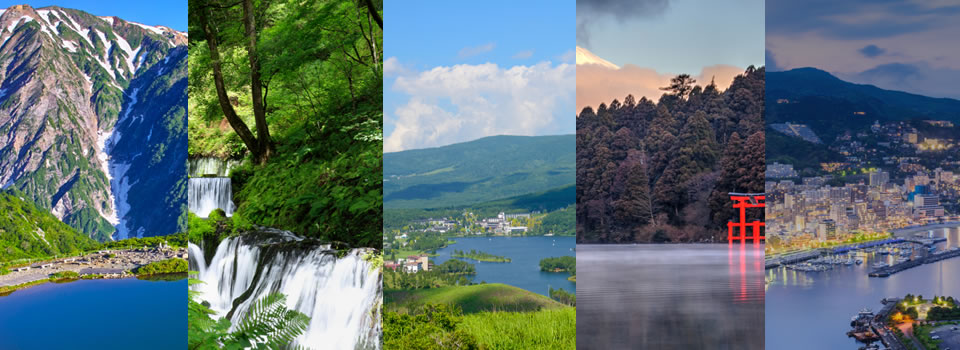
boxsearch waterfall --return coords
[189,230,382,350]
[188,177,235,218]
[189,157,240,177]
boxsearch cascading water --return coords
[189,158,240,177]
[188,157,237,218]
[188,177,235,218]
[189,229,382,350]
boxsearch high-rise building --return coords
[869,171,889,187]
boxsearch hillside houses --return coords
[479,212,530,234]
[385,254,430,273]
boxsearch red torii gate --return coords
[727,193,765,243]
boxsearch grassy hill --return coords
[462,307,575,350]
[0,190,98,262]
[384,135,574,209]
[385,283,565,314]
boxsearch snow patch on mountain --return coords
[96,128,119,225]
[109,87,141,239]
[130,22,163,35]
[61,39,77,52]
[113,33,140,74]
[7,15,33,33]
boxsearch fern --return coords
[225,293,311,350]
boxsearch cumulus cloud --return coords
[858,44,886,58]
[385,61,575,152]
[384,57,408,77]
[576,63,746,113]
[458,42,496,59]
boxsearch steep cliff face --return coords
[0,5,186,241]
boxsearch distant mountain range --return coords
[768,68,960,127]
[766,67,960,168]
[0,5,186,240]
[384,135,574,209]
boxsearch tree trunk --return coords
[199,5,260,160]
[362,0,382,29]
[243,0,273,164]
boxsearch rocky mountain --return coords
[0,5,186,241]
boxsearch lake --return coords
[0,277,187,350]
[432,236,576,296]
[767,226,960,349]
[577,244,765,350]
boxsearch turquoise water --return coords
[432,236,576,296]
[0,277,186,350]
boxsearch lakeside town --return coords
[0,244,187,291]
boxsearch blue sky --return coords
[0,0,187,31]
[767,0,960,99]
[384,0,575,152]
[577,0,764,74]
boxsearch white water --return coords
[188,177,234,218]
[189,157,240,177]
[189,234,382,349]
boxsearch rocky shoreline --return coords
[0,246,188,292]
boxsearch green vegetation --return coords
[451,249,510,263]
[914,323,942,350]
[383,300,575,350]
[384,184,575,232]
[384,135,574,209]
[102,232,188,250]
[385,283,564,314]
[383,303,480,350]
[188,0,382,248]
[534,204,575,236]
[189,277,310,349]
[187,210,241,248]
[136,258,188,275]
[50,271,80,280]
[540,256,576,275]
[548,287,575,306]
[0,189,99,262]
[460,307,576,350]
[384,260,475,290]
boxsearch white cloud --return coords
[384,56,408,77]
[512,50,534,59]
[458,42,496,58]
[385,61,575,152]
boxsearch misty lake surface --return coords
[577,244,764,350]
[767,226,960,349]
[0,277,186,350]
[432,236,576,296]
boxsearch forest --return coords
[576,67,765,243]
[187,0,382,248]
